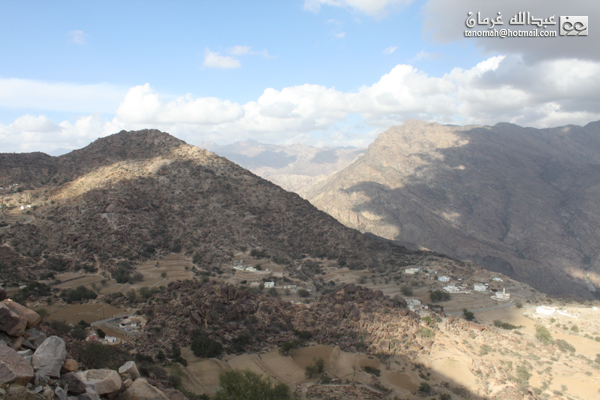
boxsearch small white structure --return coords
[492,288,510,301]
[404,267,421,275]
[492,277,503,282]
[536,306,556,316]
[407,299,427,312]
[264,281,275,288]
[105,336,118,343]
[234,265,258,272]
[437,276,451,282]
[473,283,486,292]
[443,285,460,293]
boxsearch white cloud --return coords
[334,32,346,39]
[227,45,273,58]
[383,46,397,54]
[304,0,414,17]
[203,48,241,69]
[68,30,88,45]
[0,78,126,113]
[2,55,600,152]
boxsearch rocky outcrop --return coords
[1,299,41,329]
[0,303,27,337]
[115,378,169,400]
[77,369,123,395]
[0,344,34,385]
[32,335,67,378]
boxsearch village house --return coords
[473,283,487,291]
[404,267,421,275]
[437,276,451,282]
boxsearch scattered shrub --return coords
[400,285,413,296]
[215,369,292,400]
[298,289,310,298]
[555,339,576,353]
[535,324,553,344]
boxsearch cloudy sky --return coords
[0,0,598,153]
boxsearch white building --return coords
[492,277,503,282]
[437,276,451,282]
[536,306,556,316]
[264,281,275,288]
[404,267,421,275]
[473,283,486,291]
[491,288,510,301]
[443,285,460,293]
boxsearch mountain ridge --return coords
[304,119,600,299]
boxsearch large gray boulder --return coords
[77,369,122,395]
[115,378,169,400]
[0,303,27,337]
[118,361,140,381]
[32,336,67,378]
[0,344,35,385]
[1,299,41,328]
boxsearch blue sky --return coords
[1,0,598,153]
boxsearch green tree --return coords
[400,285,413,296]
[429,290,450,302]
[463,308,475,321]
[191,331,222,358]
[214,369,294,400]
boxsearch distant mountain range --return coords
[202,140,364,193]
[302,120,600,299]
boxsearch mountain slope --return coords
[304,120,600,299]
[0,129,432,283]
[204,140,365,193]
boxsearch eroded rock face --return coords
[32,336,67,378]
[1,299,41,329]
[115,378,169,400]
[0,303,27,337]
[23,328,47,347]
[77,369,122,395]
[0,344,34,385]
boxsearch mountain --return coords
[304,120,600,299]
[0,129,436,284]
[204,140,365,193]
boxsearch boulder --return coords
[0,288,7,301]
[32,336,67,378]
[3,383,45,400]
[2,299,41,328]
[60,372,87,395]
[0,344,35,385]
[62,358,79,373]
[163,388,187,400]
[77,369,122,395]
[115,378,169,400]
[55,386,68,400]
[118,361,140,380]
[0,303,27,337]
[23,328,47,347]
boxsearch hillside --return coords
[0,129,433,285]
[204,140,365,193]
[304,120,600,299]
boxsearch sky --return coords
[0,0,598,153]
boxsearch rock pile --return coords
[133,280,429,359]
[0,297,186,400]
